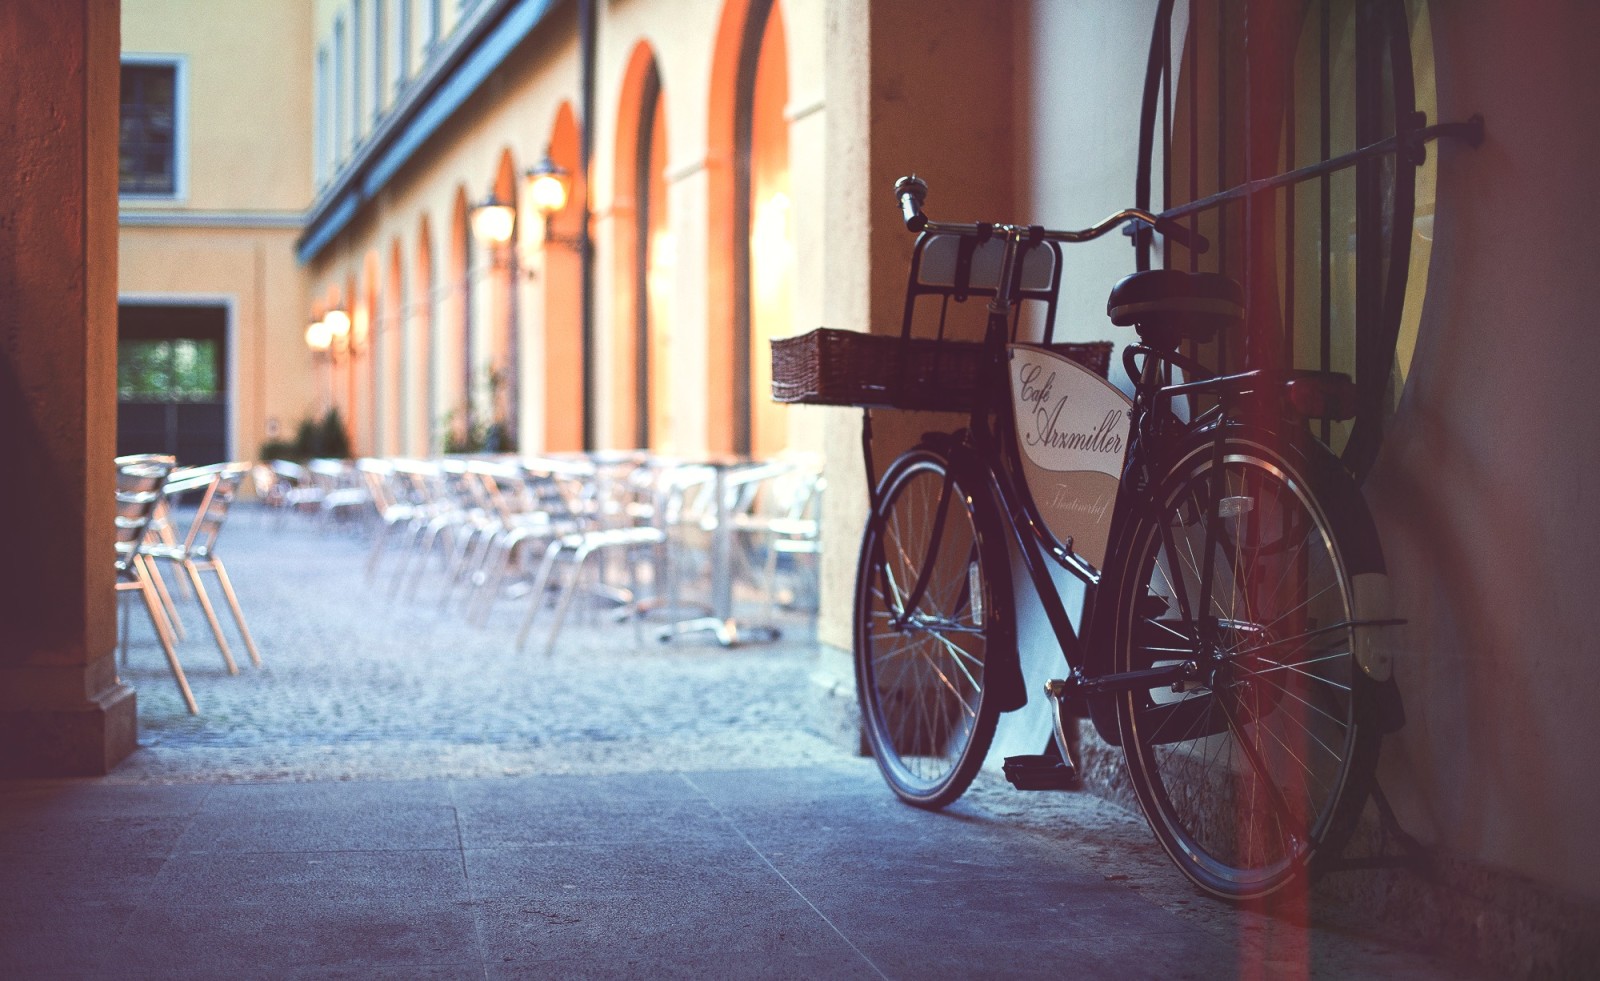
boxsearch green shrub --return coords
[258,407,353,461]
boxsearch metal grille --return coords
[1137,0,1422,478]
[119,63,177,196]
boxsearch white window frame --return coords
[118,54,190,203]
[333,16,348,162]
[116,293,241,463]
[422,0,441,55]
[352,1,364,139]
[314,45,330,185]
[392,0,411,98]
[370,0,385,122]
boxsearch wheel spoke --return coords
[1244,648,1354,692]
[1213,688,1309,855]
[1241,666,1351,748]
[913,647,978,721]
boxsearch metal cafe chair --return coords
[433,459,508,612]
[307,457,370,528]
[358,458,432,583]
[381,459,452,597]
[464,458,586,626]
[114,455,199,715]
[253,460,308,527]
[654,461,719,607]
[117,453,193,642]
[398,458,486,602]
[262,459,324,523]
[514,456,667,656]
[733,457,825,623]
[142,462,264,673]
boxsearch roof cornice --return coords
[296,0,566,264]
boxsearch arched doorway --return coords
[540,103,586,453]
[613,44,671,451]
[709,0,793,456]
[744,3,791,458]
[383,240,405,456]
[358,254,379,456]
[446,187,472,447]
[340,272,359,451]
[484,149,521,451]
[413,217,435,454]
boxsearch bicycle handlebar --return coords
[893,175,1210,254]
[895,175,930,233]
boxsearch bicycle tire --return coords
[1107,427,1383,901]
[854,447,1009,809]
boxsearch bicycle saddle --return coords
[1106,270,1244,347]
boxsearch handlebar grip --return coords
[1153,215,1210,254]
[895,175,929,232]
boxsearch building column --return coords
[0,0,137,776]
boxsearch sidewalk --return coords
[0,509,1482,978]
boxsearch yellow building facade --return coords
[118,1,315,463]
[296,0,830,463]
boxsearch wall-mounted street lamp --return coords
[460,152,579,451]
[467,188,528,451]
[469,193,516,248]
[304,307,354,413]
[468,153,575,259]
[521,147,589,447]
[304,308,354,355]
[524,152,576,248]
[304,317,333,353]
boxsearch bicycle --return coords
[775,175,1407,902]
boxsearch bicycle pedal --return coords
[1002,754,1083,792]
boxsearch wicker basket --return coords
[771,328,1112,412]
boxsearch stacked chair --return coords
[113,455,194,713]
[512,456,667,656]
[115,455,264,715]
[142,463,265,675]
[348,450,824,656]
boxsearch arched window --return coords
[384,240,405,456]
[637,65,670,451]
[447,188,473,446]
[613,47,668,450]
[743,1,791,459]
[487,149,520,450]
[360,253,380,455]
[414,217,436,454]
[710,0,793,457]
[1138,0,1440,478]
[541,103,585,453]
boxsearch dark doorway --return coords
[117,303,229,465]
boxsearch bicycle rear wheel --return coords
[1109,429,1382,901]
[854,448,1008,809]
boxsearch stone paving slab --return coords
[0,507,1490,978]
[0,767,1233,979]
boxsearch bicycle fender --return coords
[1284,436,1405,727]
[1287,434,1399,686]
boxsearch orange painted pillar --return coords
[0,0,138,775]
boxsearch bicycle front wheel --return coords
[1109,430,1381,901]
[854,448,1008,809]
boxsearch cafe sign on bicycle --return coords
[1008,344,1132,568]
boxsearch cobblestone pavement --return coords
[112,505,840,784]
